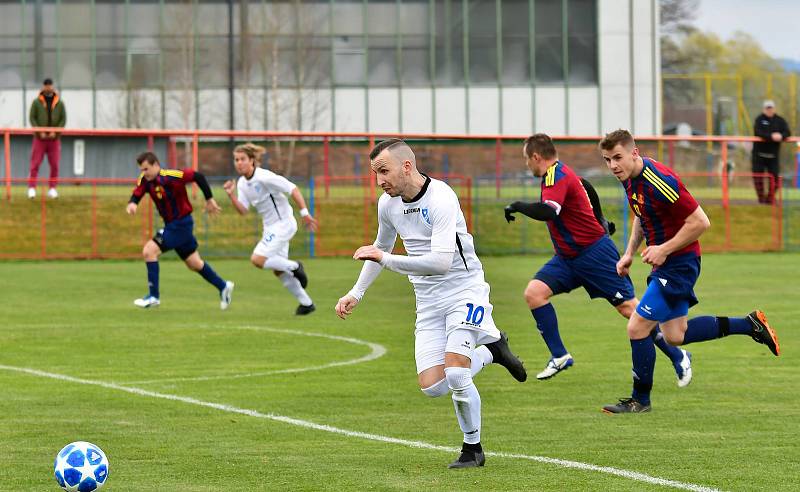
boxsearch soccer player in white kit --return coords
[335,139,527,469]
[223,143,318,315]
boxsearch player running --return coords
[223,143,318,315]
[335,139,527,469]
[599,129,780,414]
[504,134,691,384]
[126,151,234,309]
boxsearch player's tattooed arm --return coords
[504,201,557,223]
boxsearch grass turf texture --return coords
[1,254,798,491]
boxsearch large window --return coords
[567,0,597,84]
[467,0,497,85]
[434,0,464,85]
[501,0,530,84]
[535,0,564,84]
[0,0,598,91]
[535,0,598,85]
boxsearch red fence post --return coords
[720,141,731,251]
[4,132,10,201]
[323,136,330,198]
[147,134,154,151]
[40,184,47,258]
[668,140,675,168]
[466,176,473,232]
[168,137,178,169]
[192,133,199,198]
[368,136,377,201]
[91,180,99,258]
[776,177,783,250]
[495,138,502,198]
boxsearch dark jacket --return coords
[752,113,790,160]
[29,91,67,139]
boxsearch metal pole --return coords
[91,0,97,127]
[193,0,199,129]
[192,133,199,198]
[4,132,10,201]
[529,0,536,132]
[56,0,61,83]
[496,0,503,134]
[323,136,330,197]
[227,0,234,132]
[125,0,131,128]
[396,0,403,132]
[429,0,436,133]
[462,0,469,134]
[628,0,634,134]
[721,140,730,250]
[362,0,369,132]
[160,0,166,128]
[308,175,315,258]
[563,0,569,134]
[495,137,501,198]
[22,0,28,125]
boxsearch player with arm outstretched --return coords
[598,129,780,414]
[126,151,233,309]
[504,134,691,384]
[223,143,318,315]
[335,139,527,469]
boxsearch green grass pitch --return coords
[1,254,798,491]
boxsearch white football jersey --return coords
[375,176,484,303]
[236,168,296,226]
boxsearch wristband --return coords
[299,208,310,217]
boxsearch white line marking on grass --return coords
[0,364,720,492]
[125,327,387,385]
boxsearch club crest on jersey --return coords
[421,208,431,225]
[154,185,163,200]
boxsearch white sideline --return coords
[125,327,387,384]
[0,364,720,492]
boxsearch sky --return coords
[693,0,800,61]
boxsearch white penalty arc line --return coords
[0,365,720,492]
[125,327,387,385]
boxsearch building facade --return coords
[0,0,660,135]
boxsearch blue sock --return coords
[146,261,159,299]
[683,316,753,344]
[198,262,227,292]
[531,303,568,358]
[651,326,683,364]
[630,336,655,406]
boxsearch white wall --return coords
[0,0,660,137]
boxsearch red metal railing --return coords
[5,127,800,202]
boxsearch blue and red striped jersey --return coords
[131,168,197,223]
[623,158,700,258]
[540,161,606,258]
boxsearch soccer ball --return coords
[53,441,109,492]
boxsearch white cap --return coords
[763,99,775,108]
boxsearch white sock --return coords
[470,345,493,377]
[278,272,312,306]
[445,366,481,445]
[263,256,299,272]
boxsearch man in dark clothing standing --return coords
[28,78,66,200]
[752,99,790,205]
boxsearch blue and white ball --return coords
[53,441,109,492]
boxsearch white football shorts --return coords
[413,281,501,373]
[253,218,298,258]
